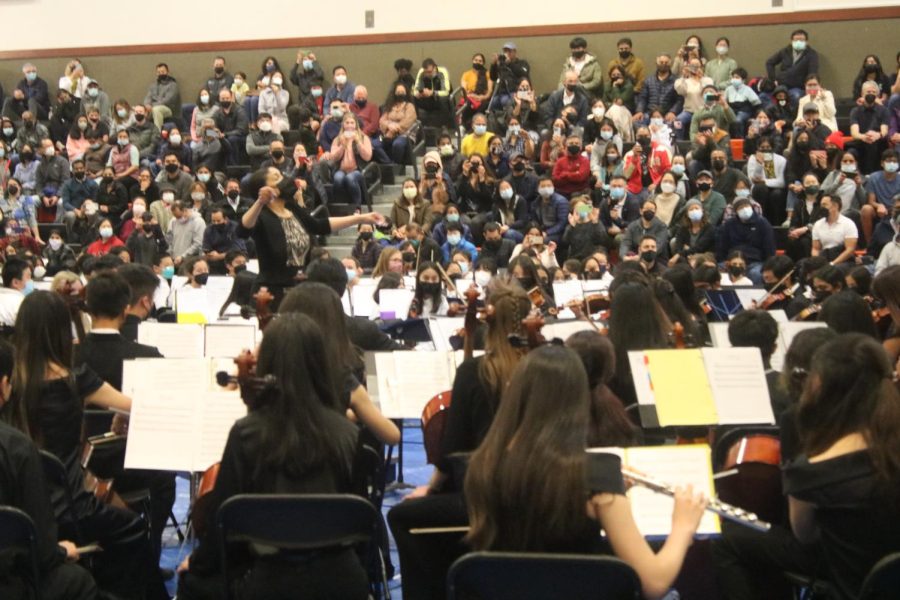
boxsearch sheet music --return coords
[350,282,378,319]
[193,391,246,471]
[428,317,465,352]
[245,259,259,274]
[137,323,205,358]
[702,347,775,425]
[552,280,584,307]
[121,358,212,396]
[621,445,720,538]
[375,351,455,418]
[642,350,718,426]
[708,323,731,349]
[125,389,196,472]
[543,320,598,342]
[627,351,656,407]
[204,323,257,358]
[379,289,414,320]
[734,288,766,310]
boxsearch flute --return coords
[623,468,771,533]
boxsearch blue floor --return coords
[160,420,430,598]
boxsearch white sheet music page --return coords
[138,322,205,358]
[623,445,720,537]
[379,288,414,320]
[350,281,378,319]
[386,351,455,418]
[702,347,775,425]
[204,324,257,358]
[428,317,465,352]
[543,320,598,342]
[125,388,196,472]
[626,351,656,407]
[193,391,247,471]
[373,353,399,417]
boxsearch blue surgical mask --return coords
[792,40,807,52]
[735,188,751,198]
[162,265,175,279]
[609,187,626,200]
[885,162,899,174]
[345,269,357,282]
[25,72,37,82]
[473,125,487,135]
[671,164,685,176]
[457,261,469,274]
[446,213,460,223]
[447,234,461,246]
[23,280,34,295]
[600,130,613,141]
[303,59,314,71]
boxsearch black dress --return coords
[178,409,365,600]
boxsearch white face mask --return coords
[191,192,205,201]
[49,238,62,251]
[170,134,182,144]
[132,204,146,217]
[402,187,417,200]
[474,270,491,287]
[334,74,347,85]
[162,193,175,203]
[258,121,272,132]
[592,107,605,119]
[271,78,283,87]
[660,182,676,194]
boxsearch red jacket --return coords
[86,235,125,256]
[551,153,591,196]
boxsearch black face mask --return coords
[395,94,408,102]
[636,136,651,148]
[20,151,33,161]
[567,144,581,155]
[728,265,744,278]
[277,177,295,198]
[712,160,726,171]
[640,250,657,263]
[517,276,535,290]
[355,99,367,108]
[271,150,284,160]
[102,176,113,185]
[472,63,485,71]
[233,263,247,274]
[425,163,439,174]
[164,163,179,174]
[795,141,809,151]
[73,171,85,180]
[585,271,604,280]
[813,290,830,303]
[194,273,209,286]
[484,239,502,251]
[220,101,232,109]
[214,66,225,75]
[7,185,18,196]
[512,162,526,173]
[403,251,417,263]
[864,93,877,105]
[618,50,631,59]
[565,84,578,93]
[227,190,240,201]
[572,50,586,59]
[359,231,373,241]
[697,181,712,192]
[804,185,819,196]
[157,75,168,83]
[826,148,838,162]
[642,210,655,221]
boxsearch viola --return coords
[715,434,784,525]
[239,287,275,331]
[791,302,821,322]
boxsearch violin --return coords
[791,302,821,322]
[239,287,275,330]
[521,310,548,349]
[752,269,796,311]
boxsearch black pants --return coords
[0,562,97,600]
[114,469,177,560]
[64,500,168,600]
[387,493,469,600]
[712,522,825,600]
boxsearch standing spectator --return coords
[765,29,819,102]
[258,71,290,134]
[559,37,603,99]
[290,50,325,106]
[607,37,645,92]
[214,89,248,166]
[127,213,168,266]
[551,136,590,197]
[489,42,530,110]
[323,66,355,116]
[351,223,382,271]
[633,53,682,127]
[205,56,234,98]
[705,37,739,90]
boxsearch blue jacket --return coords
[441,239,478,265]
[715,212,775,264]
[532,193,569,240]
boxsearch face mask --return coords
[885,162,900,174]
[21,151,34,161]
[198,173,212,183]
[688,209,703,222]
[270,77,284,86]
[354,98,368,108]
[778,99,787,107]
[446,213,460,223]
[132,205,146,217]
[302,59,315,71]
[359,231,373,241]
[474,125,487,135]
[508,125,520,136]
[804,185,819,195]
[166,132,182,145]
[89,142,101,150]
[77,120,88,131]
[717,45,729,55]
[87,87,99,98]
[2,127,12,136]
[456,261,469,275]
[345,269,358,283]
[194,273,209,286]
[403,187,418,200]
[162,265,175,279]
[512,162,525,173]
[84,204,97,216]
[49,238,62,251]
[864,93,877,105]
[332,108,345,119]
[44,146,55,157]
[418,281,442,296]
[600,130,613,141]
[567,144,581,155]
[116,108,128,119]
[609,187,625,200]
[259,121,273,132]
[792,40,807,52]
[191,192,205,201]
[737,207,753,221]
[271,150,284,160]
[311,88,323,98]
[491,145,503,155]
[640,250,657,263]
[538,186,554,198]
[472,63,485,71]
[475,271,491,287]
[164,163,180,175]
[484,239,502,250]
[712,159,726,171]
[841,163,857,174]
[618,50,631,59]
[728,265,744,278]
[265,63,276,73]
[642,210,655,221]
[200,94,210,104]
[500,187,514,200]
[697,181,712,192]
[636,136,651,148]
[440,144,454,156]
[731,78,742,88]
[517,276,535,289]
[447,234,461,245]
[671,164,685,176]
[650,117,663,127]
[735,188,751,199]
[214,66,225,75]
[23,280,34,295]
[660,182,676,194]
[99,227,113,239]
[334,75,348,85]
[565,84,578,93]
[73,171,85,181]
[577,206,591,219]
[118,138,129,146]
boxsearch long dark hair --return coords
[5,292,74,445]
[280,282,364,400]
[465,345,592,551]
[472,53,488,95]
[798,334,900,502]
[477,282,531,404]
[819,291,878,338]
[781,328,837,401]
[413,261,444,315]
[252,313,345,479]
[566,331,637,447]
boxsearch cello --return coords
[421,285,480,464]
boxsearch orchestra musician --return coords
[177,314,368,599]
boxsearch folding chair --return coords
[859,552,900,600]
[0,506,42,599]
[217,494,379,600]
[447,551,642,600]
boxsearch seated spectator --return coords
[42,228,77,276]
[258,72,290,134]
[118,195,147,241]
[786,172,826,261]
[12,141,39,194]
[245,113,283,170]
[413,58,451,126]
[544,71,591,130]
[458,53,493,128]
[35,138,71,192]
[510,223,560,269]
[620,199,669,260]
[440,221,478,266]
[532,176,569,244]
[230,71,250,105]
[822,148,867,219]
[651,171,684,227]
[623,126,671,199]
[626,234,666,276]
[480,222,515,268]
[205,56,234,98]
[850,81,891,175]
[538,117,568,173]
[154,127,191,174]
[380,82,417,165]
[60,158,97,226]
[81,83,111,127]
[86,218,125,256]
[852,54,893,103]
[14,111,49,155]
[460,113,494,158]
[107,129,140,194]
[323,66,355,116]
[811,194,858,267]
[563,195,610,260]
[191,118,223,173]
[710,148,750,202]
[96,165,129,227]
[323,113,372,207]
[722,179,764,222]
[715,197,775,283]
[860,150,900,244]
[560,37,603,99]
[747,136,788,225]
[721,250,754,285]
[795,74,838,132]
[590,122,625,190]
[634,52,682,127]
[391,178,432,231]
[603,64,635,113]
[348,85,389,163]
[668,199,715,266]
[492,179,528,242]
[723,68,761,137]
[689,84,735,139]
[689,115,731,177]
[765,29,819,102]
[431,204,472,247]
[261,139,292,174]
[351,223,382,271]
[144,63,181,129]
[455,154,494,217]
[793,103,832,153]
[551,135,590,197]
[65,114,91,161]
[484,137,509,180]
[203,206,245,274]
[190,88,220,143]
[2,63,50,121]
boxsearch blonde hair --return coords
[372,247,401,278]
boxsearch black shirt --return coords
[74,331,163,391]
[783,450,900,600]
[438,357,496,476]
